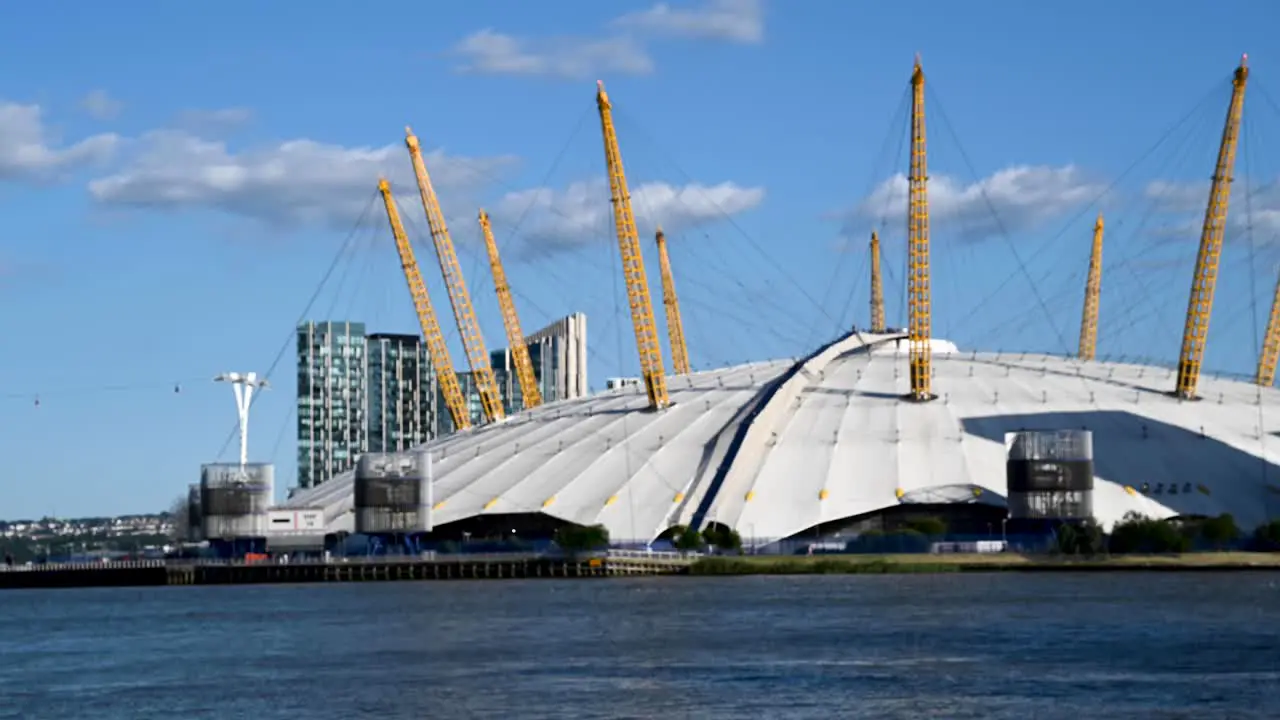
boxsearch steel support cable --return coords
[3,376,216,402]
[1100,251,1258,359]
[927,88,1079,362]
[496,277,626,388]
[1098,162,1280,355]
[672,231,811,352]
[458,107,593,308]
[213,190,379,461]
[1240,117,1271,496]
[1122,103,1228,357]
[654,233,732,369]
[415,106,601,334]
[933,194,1005,343]
[614,135,805,356]
[827,88,912,342]
[675,229,816,344]
[835,250,869,337]
[953,80,1232,334]
[610,107,837,332]
[329,222,382,324]
[969,84,1216,357]
[603,212,641,543]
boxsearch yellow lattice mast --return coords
[596,81,670,410]
[1256,267,1280,386]
[654,227,692,375]
[1078,214,1105,361]
[377,179,471,432]
[1175,55,1249,399]
[869,230,886,333]
[404,127,505,423]
[906,55,933,401]
[477,209,543,408]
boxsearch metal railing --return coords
[606,548,697,561]
[1,548,706,573]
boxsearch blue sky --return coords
[2,0,1279,518]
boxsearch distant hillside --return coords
[1,513,175,563]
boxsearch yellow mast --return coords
[478,209,543,408]
[655,227,692,375]
[869,230,886,333]
[1256,267,1280,386]
[377,179,471,432]
[403,127,505,423]
[1175,55,1249,399]
[1078,214,1105,361]
[906,55,933,401]
[596,81,670,410]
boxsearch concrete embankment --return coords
[0,552,691,590]
[687,552,1280,575]
[6,552,1278,589]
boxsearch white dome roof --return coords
[284,332,1280,541]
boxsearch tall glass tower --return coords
[296,321,367,489]
[367,333,438,453]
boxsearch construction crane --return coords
[377,178,471,432]
[654,226,692,375]
[1077,214,1105,361]
[596,81,670,410]
[869,230,886,333]
[404,127,505,423]
[1175,55,1248,400]
[477,209,543,408]
[1256,268,1280,386]
[906,55,934,401]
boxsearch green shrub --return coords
[700,526,743,552]
[904,516,948,537]
[1108,513,1191,554]
[553,523,610,555]
[1054,519,1106,557]
[1252,520,1280,551]
[1197,514,1239,549]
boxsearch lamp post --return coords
[214,372,269,468]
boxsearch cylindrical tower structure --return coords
[199,462,275,539]
[354,451,433,536]
[1004,429,1094,520]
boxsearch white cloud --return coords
[490,178,764,255]
[1145,179,1280,239]
[613,0,764,43]
[845,165,1104,243]
[81,90,123,120]
[451,0,763,79]
[0,101,119,181]
[88,130,519,229]
[453,30,653,80]
[174,107,254,134]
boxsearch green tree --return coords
[1108,513,1190,554]
[671,525,705,552]
[904,516,947,537]
[1198,513,1238,550]
[1054,519,1105,557]
[700,526,743,553]
[553,523,610,556]
[1252,520,1280,551]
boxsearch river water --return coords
[1,573,1278,719]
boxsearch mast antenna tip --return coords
[597,80,605,91]
[914,52,922,65]
[1242,53,1248,65]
